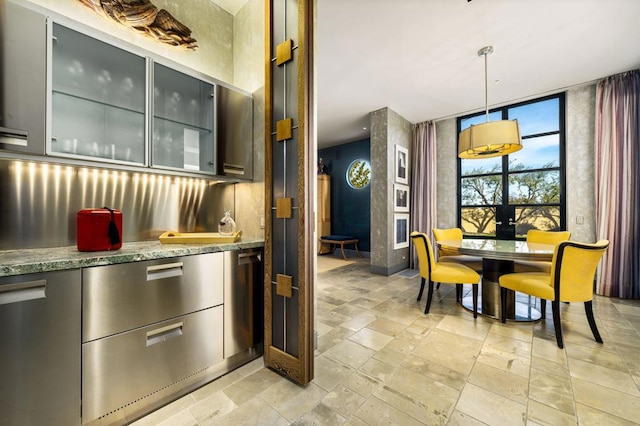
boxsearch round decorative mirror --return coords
[346,159,371,189]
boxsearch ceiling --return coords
[316,0,640,148]
[212,0,248,15]
[217,0,640,149]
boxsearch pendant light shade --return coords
[458,46,522,159]
[458,120,521,158]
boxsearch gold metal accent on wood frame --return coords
[275,197,293,218]
[276,274,293,298]
[276,39,293,66]
[276,117,293,141]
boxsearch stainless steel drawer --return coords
[83,253,223,342]
[0,270,81,426]
[82,305,223,423]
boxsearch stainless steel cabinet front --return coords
[82,252,223,342]
[0,1,47,155]
[224,249,264,358]
[0,269,81,426]
[82,305,224,424]
[216,85,253,180]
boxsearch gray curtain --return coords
[595,69,640,298]
[410,121,437,268]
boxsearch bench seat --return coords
[318,235,361,260]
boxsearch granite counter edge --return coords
[0,240,265,277]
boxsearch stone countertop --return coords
[0,239,265,277]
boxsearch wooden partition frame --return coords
[263,0,315,385]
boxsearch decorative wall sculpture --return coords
[77,0,197,50]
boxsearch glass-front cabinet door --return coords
[152,62,215,173]
[50,23,146,164]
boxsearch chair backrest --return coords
[527,229,571,245]
[433,228,463,257]
[410,231,436,278]
[433,227,463,241]
[550,239,609,302]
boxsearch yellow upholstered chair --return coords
[433,228,483,272]
[514,230,571,273]
[514,230,572,313]
[499,240,609,348]
[411,231,481,317]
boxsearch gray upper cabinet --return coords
[0,2,253,180]
[50,23,147,165]
[152,62,215,174]
[0,1,47,154]
[217,85,253,180]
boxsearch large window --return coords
[457,94,565,239]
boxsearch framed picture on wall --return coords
[394,184,409,212]
[395,145,408,184]
[393,213,410,249]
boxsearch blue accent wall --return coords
[318,139,371,251]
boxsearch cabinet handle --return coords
[0,279,46,305]
[0,127,28,147]
[238,251,261,265]
[146,262,184,281]
[495,221,503,225]
[146,321,183,346]
[223,163,245,175]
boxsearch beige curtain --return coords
[410,121,437,268]
[595,69,640,298]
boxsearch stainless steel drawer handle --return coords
[146,262,184,281]
[146,321,184,347]
[238,251,261,265]
[223,163,245,175]
[0,279,46,305]
[0,127,28,147]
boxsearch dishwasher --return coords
[224,248,264,359]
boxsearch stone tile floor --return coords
[134,256,640,425]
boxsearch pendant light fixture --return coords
[458,46,522,159]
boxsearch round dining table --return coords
[436,238,556,321]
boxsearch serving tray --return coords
[159,230,242,244]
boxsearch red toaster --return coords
[77,207,123,252]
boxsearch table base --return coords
[461,293,542,322]
[460,258,541,322]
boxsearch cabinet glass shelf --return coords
[152,117,213,172]
[51,91,145,164]
[152,114,213,133]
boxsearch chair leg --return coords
[417,277,426,301]
[424,280,435,314]
[500,287,507,323]
[436,282,441,290]
[552,300,563,349]
[585,301,603,344]
[540,299,546,319]
[472,284,478,318]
